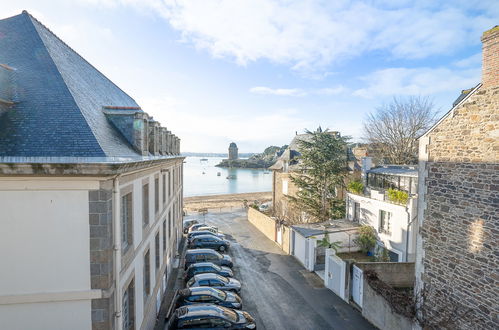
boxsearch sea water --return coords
[183,156,272,197]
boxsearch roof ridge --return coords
[25,11,140,107]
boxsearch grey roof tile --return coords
[0,12,145,158]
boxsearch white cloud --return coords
[250,85,346,97]
[249,86,306,97]
[154,1,495,72]
[453,53,482,68]
[353,66,480,98]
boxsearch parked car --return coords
[166,304,256,329]
[185,249,233,270]
[258,202,271,212]
[185,262,234,282]
[188,230,225,242]
[195,226,222,234]
[176,287,242,309]
[183,219,199,233]
[189,235,230,252]
[187,273,241,293]
[189,223,218,233]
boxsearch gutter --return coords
[112,174,123,330]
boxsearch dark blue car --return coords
[188,235,230,252]
[176,287,242,309]
[185,262,234,282]
[166,304,256,329]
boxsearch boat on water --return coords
[217,172,221,176]
[226,175,236,180]
[200,158,208,161]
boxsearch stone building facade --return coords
[415,26,499,329]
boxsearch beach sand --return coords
[184,191,272,213]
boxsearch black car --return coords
[185,262,234,281]
[189,235,230,252]
[188,230,225,243]
[185,249,233,270]
[166,304,256,329]
[186,273,241,293]
[176,287,242,309]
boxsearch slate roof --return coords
[0,11,147,158]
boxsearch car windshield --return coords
[216,275,229,283]
[212,264,221,272]
[187,278,195,286]
[214,289,227,300]
[221,308,238,322]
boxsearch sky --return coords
[2,0,498,153]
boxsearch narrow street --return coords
[184,210,375,330]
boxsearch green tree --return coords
[287,128,350,222]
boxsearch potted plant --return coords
[354,225,376,255]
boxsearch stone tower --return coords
[228,142,238,160]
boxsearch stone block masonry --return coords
[418,83,499,329]
[88,181,114,330]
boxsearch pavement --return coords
[184,209,375,330]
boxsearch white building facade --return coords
[346,162,418,262]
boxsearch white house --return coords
[0,12,183,330]
[346,159,418,262]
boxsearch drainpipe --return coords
[112,174,123,330]
[405,204,417,262]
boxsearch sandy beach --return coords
[184,191,272,213]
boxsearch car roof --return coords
[194,273,225,280]
[185,287,223,296]
[188,262,219,268]
[176,304,231,320]
[192,234,221,240]
[186,248,220,254]
[189,231,217,235]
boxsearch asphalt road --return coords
[185,210,375,330]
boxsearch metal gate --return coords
[352,265,363,307]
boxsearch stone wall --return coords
[356,262,415,288]
[247,207,276,242]
[247,208,291,254]
[419,85,499,329]
[362,279,414,330]
[88,180,114,330]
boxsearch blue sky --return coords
[2,1,498,152]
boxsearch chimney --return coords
[148,120,160,155]
[481,26,499,88]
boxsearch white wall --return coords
[0,300,92,330]
[0,179,97,329]
[293,230,307,267]
[346,193,417,262]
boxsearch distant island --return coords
[216,145,287,169]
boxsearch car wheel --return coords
[219,245,226,252]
